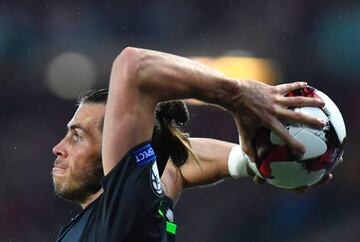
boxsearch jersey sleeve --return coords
[95,141,166,242]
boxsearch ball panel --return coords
[295,107,329,138]
[294,129,327,160]
[270,124,303,145]
[316,90,346,142]
[270,132,285,145]
[303,148,336,172]
[267,161,325,189]
[258,145,292,178]
[302,125,345,174]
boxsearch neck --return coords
[80,188,103,209]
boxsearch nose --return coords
[52,138,67,158]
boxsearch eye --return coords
[72,132,81,141]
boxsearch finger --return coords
[310,173,333,188]
[246,163,256,177]
[275,107,326,129]
[253,176,266,185]
[241,136,256,162]
[277,96,325,108]
[276,82,308,95]
[268,118,306,154]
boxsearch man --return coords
[52,47,327,241]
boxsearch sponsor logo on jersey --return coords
[150,162,163,197]
[132,144,157,166]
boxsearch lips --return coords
[53,164,67,169]
[52,161,68,175]
[52,167,67,176]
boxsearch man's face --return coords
[52,103,105,203]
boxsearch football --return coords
[247,86,346,189]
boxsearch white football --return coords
[248,87,346,189]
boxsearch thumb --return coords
[240,136,256,162]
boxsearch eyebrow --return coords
[67,124,89,135]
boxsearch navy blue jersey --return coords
[56,141,168,242]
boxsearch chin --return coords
[53,174,70,195]
[53,179,90,204]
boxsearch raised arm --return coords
[103,47,325,175]
[103,47,233,174]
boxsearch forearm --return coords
[180,138,236,188]
[116,47,240,109]
[161,138,236,202]
[103,47,242,173]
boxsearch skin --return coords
[52,103,105,208]
[161,138,236,201]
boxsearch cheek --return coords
[69,156,101,181]
[67,141,102,179]
[69,161,89,181]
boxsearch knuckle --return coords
[273,87,280,95]
[293,111,303,120]
[273,95,282,103]
[296,97,305,105]
[267,104,277,115]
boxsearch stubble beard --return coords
[52,158,104,204]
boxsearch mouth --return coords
[52,166,67,176]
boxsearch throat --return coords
[80,189,103,209]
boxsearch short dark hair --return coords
[77,88,108,106]
[77,89,194,175]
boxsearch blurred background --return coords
[1,0,359,241]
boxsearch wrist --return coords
[227,145,251,178]
[203,78,242,112]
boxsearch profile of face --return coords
[52,103,105,203]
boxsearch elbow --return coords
[114,47,141,65]
[111,47,148,88]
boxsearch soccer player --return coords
[52,47,327,242]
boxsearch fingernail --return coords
[317,98,325,106]
[319,119,327,126]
